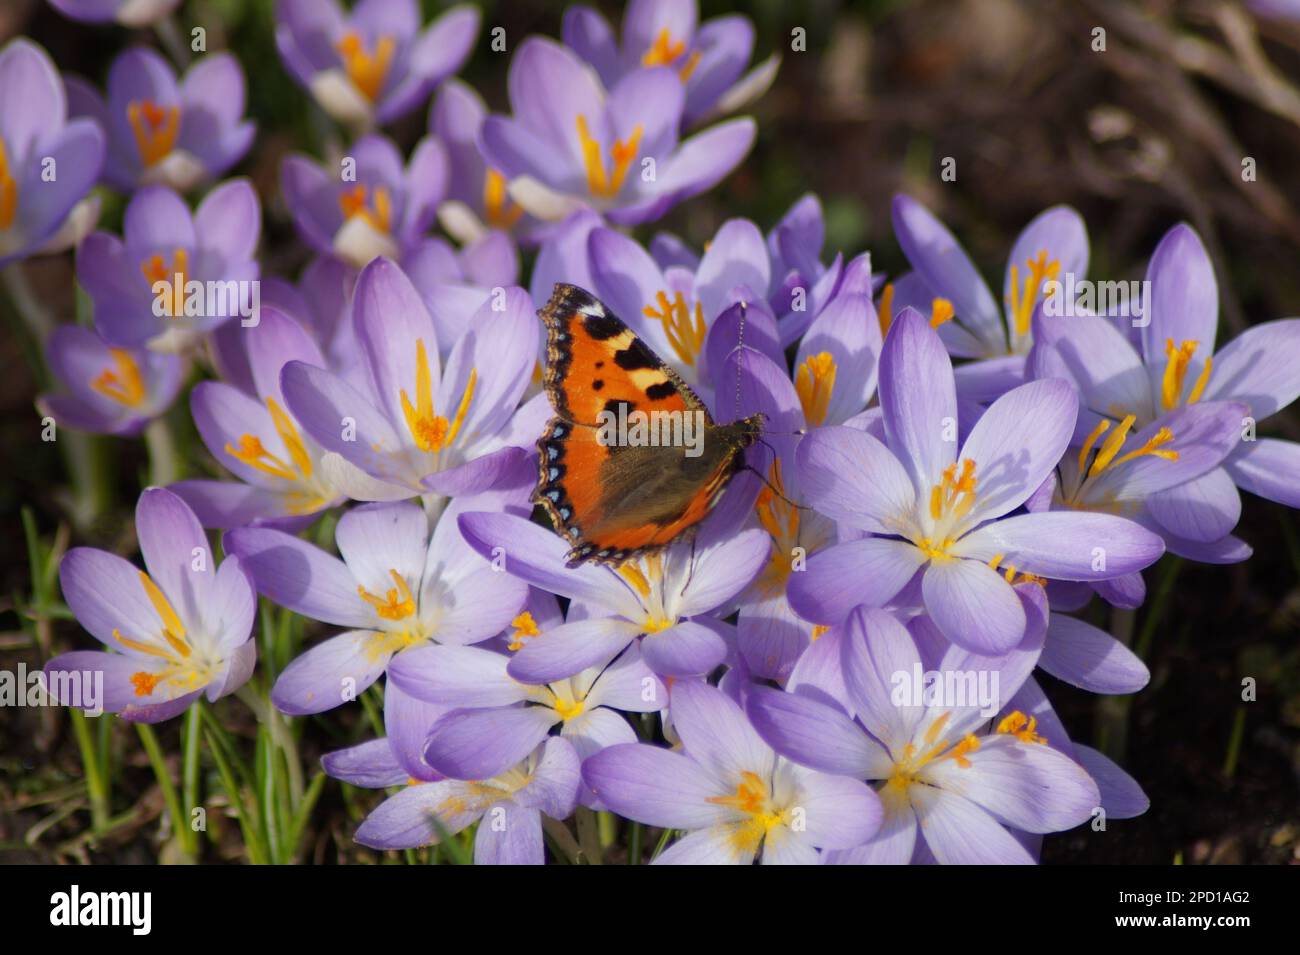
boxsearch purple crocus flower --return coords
[46,0,179,27]
[352,737,580,862]
[480,37,755,226]
[457,508,770,681]
[725,348,839,682]
[889,193,1089,403]
[275,0,479,130]
[67,48,255,193]
[0,39,105,267]
[280,257,540,501]
[171,305,346,528]
[584,679,880,864]
[46,488,257,723]
[1031,223,1300,548]
[226,496,529,724]
[562,0,779,127]
[746,605,1100,864]
[587,218,784,394]
[77,180,261,350]
[429,78,536,245]
[390,594,667,780]
[787,309,1165,655]
[38,325,183,436]
[281,133,446,270]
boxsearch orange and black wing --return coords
[534,284,740,566]
[538,283,706,424]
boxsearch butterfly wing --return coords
[535,284,742,566]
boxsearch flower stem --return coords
[144,416,178,488]
[136,720,198,862]
[69,710,111,832]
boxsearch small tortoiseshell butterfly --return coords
[535,283,764,568]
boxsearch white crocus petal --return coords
[310,69,374,127]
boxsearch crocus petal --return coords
[1224,438,1300,508]
[795,425,915,533]
[387,644,523,707]
[640,618,730,677]
[745,686,887,778]
[840,607,925,748]
[908,785,1035,864]
[1143,223,1218,361]
[825,791,917,864]
[321,739,408,789]
[786,538,926,625]
[795,768,883,850]
[473,803,544,865]
[954,510,1165,580]
[891,194,1001,352]
[270,630,392,715]
[424,705,557,779]
[1040,614,1149,694]
[956,378,1077,525]
[654,827,746,865]
[877,308,958,492]
[924,733,1100,834]
[922,557,1026,655]
[59,547,165,650]
[224,526,373,628]
[676,527,770,616]
[1074,743,1149,819]
[354,781,474,850]
[1147,466,1242,543]
[582,743,732,830]
[134,487,215,628]
[507,616,640,685]
[667,679,774,783]
[384,677,447,781]
[1202,318,1300,421]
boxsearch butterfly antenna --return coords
[741,463,812,511]
[733,303,747,424]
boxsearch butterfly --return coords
[534,283,765,568]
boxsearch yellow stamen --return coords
[811,624,829,641]
[226,434,296,481]
[483,168,524,230]
[755,460,803,594]
[1085,414,1179,477]
[399,339,477,453]
[266,397,313,478]
[1076,419,1111,475]
[357,569,416,622]
[707,770,769,814]
[507,611,539,651]
[928,458,978,523]
[575,114,643,199]
[127,99,179,168]
[141,248,189,318]
[90,349,146,407]
[338,183,393,234]
[876,282,896,338]
[130,671,161,696]
[138,571,188,653]
[642,27,687,67]
[1005,249,1060,338]
[553,696,585,721]
[643,290,706,367]
[930,297,954,328]
[0,136,17,231]
[336,32,395,102]
[618,562,652,598]
[996,710,1046,744]
[795,351,836,426]
[1161,339,1212,410]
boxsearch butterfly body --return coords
[535,283,763,568]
